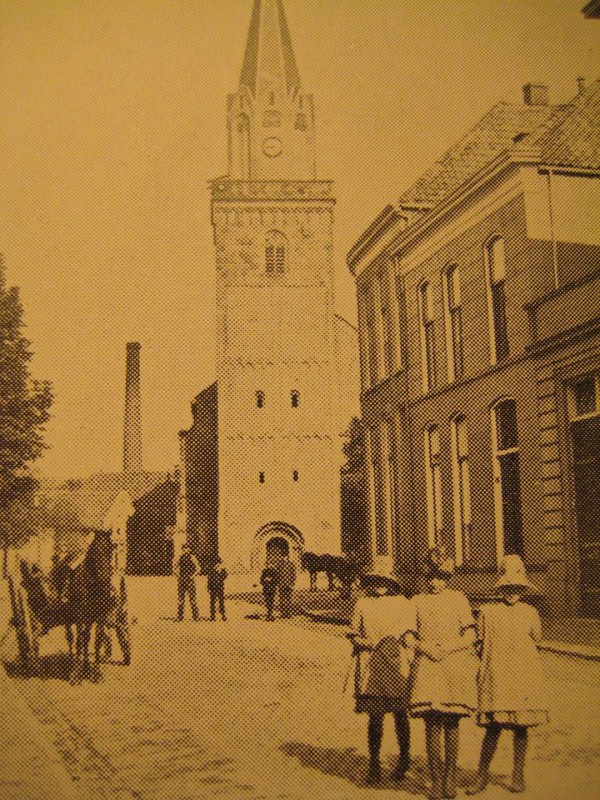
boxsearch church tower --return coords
[212,0,341,571]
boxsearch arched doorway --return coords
[251,522,303,570]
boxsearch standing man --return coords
[277,555,297,619]
[174,544,200,621]
[207,557,228,621]
[260,562,279,621]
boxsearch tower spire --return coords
[239,0,301,98]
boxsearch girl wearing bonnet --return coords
[347,571,416,785]
[405,547,478,799]
[467,555,548,795]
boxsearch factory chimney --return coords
[123,342,142,473]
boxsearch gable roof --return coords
[523,78,600,169]
[397,102,559,210]
[398,79,600,213]
[44,471,173,530]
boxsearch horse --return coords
[18,530,129,682]
[62,529,121,682]
[301,552,363,596]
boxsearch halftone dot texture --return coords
[2,1,600,799]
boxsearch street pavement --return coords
[0,576,599,800]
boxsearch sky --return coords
[1,0,598,480]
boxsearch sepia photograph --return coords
[0,1,599,798]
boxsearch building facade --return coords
[349,81,600,616]
[179,0,353,572]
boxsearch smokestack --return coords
[522,83,549,106]
[123,342,142,473]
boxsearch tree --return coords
[0,257,53,575]
[340,416,369,563]
[341,415,366,474]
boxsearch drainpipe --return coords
[546,169,560,290]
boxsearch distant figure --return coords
[466,556,548,796]
[207,557,228,621]
[174,544,200,621]
[260,563,279,621]
[277,556,297,618]
[348,573,415,785]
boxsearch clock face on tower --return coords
[262,136,283,158]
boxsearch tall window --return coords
[366,285,383,386]
[568,373,600,615]
[291,390,300,408]
[395,272,406,370]
[443,264,464,381]
[373,423,392,557]
[492,399,523,558]
[357,289,372,390]
[419,281,437,392]
[424,425,443,547]
[265,230,287,273]
[378,271,396,376]
[486,237,509,363]
[451,415,471,564]
[256,390,265,408]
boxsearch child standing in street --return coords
[466,555,548,795]
[407,547,478,800]
[348,573,416,785]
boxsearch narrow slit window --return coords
[291,390,300,408]
[256,390,265,408]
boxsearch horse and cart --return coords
[7,529,131,682]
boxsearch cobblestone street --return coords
[2,577,599,800]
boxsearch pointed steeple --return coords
[239,0,301,98]
[226,0,316,180]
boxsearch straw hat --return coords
[423,546,455,578]
[495,555,537,591]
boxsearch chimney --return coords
[123,342,142,473]
[522,83,549,106]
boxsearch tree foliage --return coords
[0,258,53,555]
[341,415,366,474]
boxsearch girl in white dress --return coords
[467,555,549,795]
[406,548,478,800]
[348,574,416,785]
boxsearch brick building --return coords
[348,80,600,616]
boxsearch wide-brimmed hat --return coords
[495,555,537,591]
[360,572,403,594]
[423,546,455,578]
